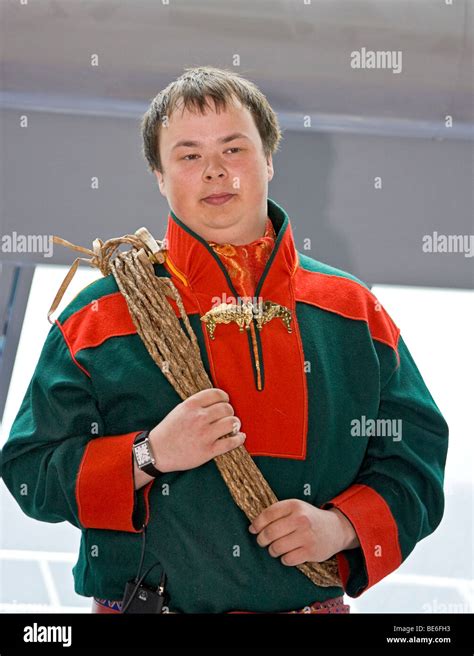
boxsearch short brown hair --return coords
[140,66,282,173]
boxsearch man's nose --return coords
[204,170,226,180]
[203,158,227,180]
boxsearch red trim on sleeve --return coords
[76,431,154,532]
[334,552,351,590]
[295,268,401,360]
[323,483,402,595]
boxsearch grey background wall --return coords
[1,0,473,289]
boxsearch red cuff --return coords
[76,431,154,531]
[323,483,402,593]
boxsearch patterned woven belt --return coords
[92,595,349,614]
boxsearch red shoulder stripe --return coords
[61,292,137,357]
[61,283,201,359]
[56,319,92,378]
[295,268,400,360]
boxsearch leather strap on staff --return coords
[47,231,165,324]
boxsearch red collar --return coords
[162,198,299,300]
[205,217,276,298]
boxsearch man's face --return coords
[154,96,274,244]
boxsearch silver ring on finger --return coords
[231,418,241,435]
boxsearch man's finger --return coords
[266,529,302,558]
[280,546,308,567]
[249,499,296,534]
[189,387,229,407]
[255,514,300,548]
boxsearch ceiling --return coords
[1,0,473,139]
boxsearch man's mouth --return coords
[202,193,236,206]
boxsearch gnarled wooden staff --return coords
[48,228,341,588]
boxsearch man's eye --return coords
[182,148,241,161]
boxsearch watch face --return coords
[134,440,153,467]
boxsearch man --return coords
[2,66,449,614]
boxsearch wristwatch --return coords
[133,431,163,477]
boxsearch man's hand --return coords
[148,388,246,473]
[248,499,360,566]
[133,388,246,490]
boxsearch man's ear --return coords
[154,169,167,197]
[266,154,274,182]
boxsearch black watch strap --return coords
[133,430,163,478]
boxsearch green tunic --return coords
[1,198,449,612]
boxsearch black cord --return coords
[134,523,147,583]
[121,523,167,614]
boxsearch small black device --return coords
[121,523,168,614]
